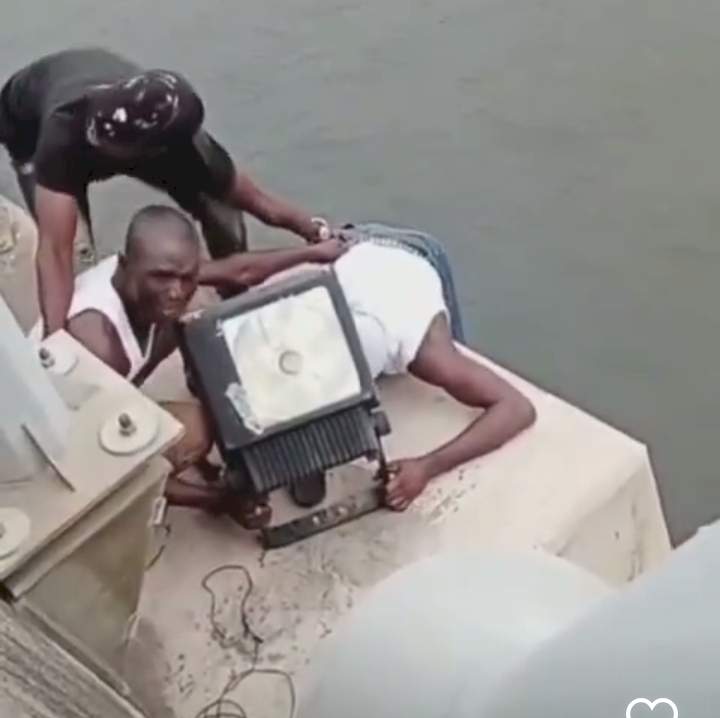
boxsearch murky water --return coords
[2,0,720,542]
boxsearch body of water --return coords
[2,0,720,542]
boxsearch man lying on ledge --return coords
[37,206,535,524]
[215,223,537,511]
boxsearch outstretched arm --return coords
[35,186,80,336]
[227,172,326,243]
[385,314,536,511]
[198,239,347,291]
[193,131,338,244]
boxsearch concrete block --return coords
[134,348,671,717]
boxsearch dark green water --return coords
[3,0,720,542]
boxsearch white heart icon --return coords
[626,698,678,718]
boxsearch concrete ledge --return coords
[135,349,670,717]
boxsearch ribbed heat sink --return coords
[230,406,379,494]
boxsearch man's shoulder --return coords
[34,107,84,153]
[30,305,128,371]
[69,256,123,321]
[67,308,131,376]
[6,48,139,123]
[68,307,119,333]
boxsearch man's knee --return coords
[161,401,214,471]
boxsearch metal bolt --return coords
[38,347,55,368]
[118,412,137,437]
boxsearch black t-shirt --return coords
[0,48,234,199]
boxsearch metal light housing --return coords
[180,269,390,545]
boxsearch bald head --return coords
[125,205,198,259]
[118,205,201,324]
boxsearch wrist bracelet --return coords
[311,216,331,241]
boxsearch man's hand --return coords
[199,239,352,291]
[309,238,350,263]
[384,458,432,511]
[229,171,339,244]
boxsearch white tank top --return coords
[31,255,156,381]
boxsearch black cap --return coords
[87,70,204,147]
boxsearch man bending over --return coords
[1,48,339,337]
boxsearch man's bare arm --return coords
[410,315,536,477]
[67,310,131,377]
[385,314,536,510]
[226,172,321,243]
[35,186,79,336]
[198,239,347,290]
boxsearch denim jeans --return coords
[344,222,466,343]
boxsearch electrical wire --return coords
[145,523,172,571]
[194,565,296,718]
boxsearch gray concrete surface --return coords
[1,0,719,543]
[138,349,669,717]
